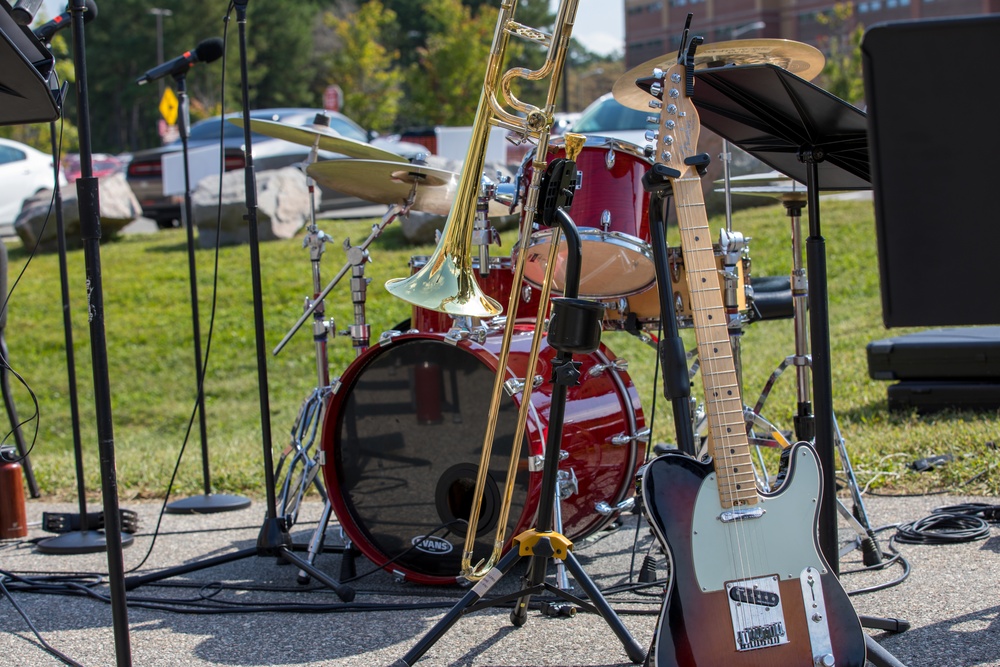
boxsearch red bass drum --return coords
[321,325,645,585]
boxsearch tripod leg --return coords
[296,498,333,584]
[865,634,909,667]
[394,548,523,667]
[563,551,646,664]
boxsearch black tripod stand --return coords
[394,166,645,666]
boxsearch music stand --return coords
[690,63,869,575]
[0,0,59,125]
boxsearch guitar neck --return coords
[673,175,757,509]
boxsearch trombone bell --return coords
[385,252,503,318]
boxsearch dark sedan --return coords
[126,107,423,227]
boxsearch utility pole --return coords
[148,8,173,99]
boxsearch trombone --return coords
[383,0,580,579]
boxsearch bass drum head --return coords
[323,335,529,585]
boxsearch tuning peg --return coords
[646,114,661,125]
[645,129,658,143]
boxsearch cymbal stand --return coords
[395,187,645,667]
[746,194,881,565]
[271,199,409,583]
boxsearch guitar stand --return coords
[393,203,645,667]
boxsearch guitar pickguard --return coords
[691,445,826,592]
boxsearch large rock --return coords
[398,157,521,245]
[192,167,316,248]
[14,172,143,252]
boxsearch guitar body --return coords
[641,444,867,667]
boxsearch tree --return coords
[816,2,865,105]
[322,1,404,133]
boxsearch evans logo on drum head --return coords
[412,535,453,555]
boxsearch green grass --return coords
[4,197,998,501]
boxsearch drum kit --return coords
[244,36,870,587]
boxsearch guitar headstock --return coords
[648,30,704,174]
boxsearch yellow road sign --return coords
[159,87,179,126]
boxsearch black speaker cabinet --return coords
[862,15,1000,328]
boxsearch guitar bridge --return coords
[726,575,789,652]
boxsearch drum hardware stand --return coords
[124,1,355,603]
[271,200,410,585]
[394,177,646,667]
[747,192,882,566]
[162,67,250,516]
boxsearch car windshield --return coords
[572,97,651,133]
[187,111,368,144]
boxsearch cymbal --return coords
[308,160,520,217]
[307,159,458,215]
[228,117,409,163]
[613,39,826,111]
[714,170,801,189]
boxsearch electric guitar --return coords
[638,40,867,667]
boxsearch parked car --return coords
[126,107,425,227]
[0,137,67,228]
[63,153,127,183]
[569,93,655,148]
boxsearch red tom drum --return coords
[321,326,645,585]
[515,135,655,299]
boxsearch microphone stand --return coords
[124,0,353,603]
[63,0,132,663]
[163,70,249,514]
[36,100,132,553]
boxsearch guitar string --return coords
[681,191,779,659]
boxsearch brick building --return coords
[624,0,1000,68]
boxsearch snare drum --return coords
[603,245,750,330]
[515,135,654,299]
[408,255,543,332]
[321,325,645,585]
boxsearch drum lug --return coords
[557,468,578,500]
[611,427,651,446]
[392,570,407,584]
[528,449,569,472]
[587,358,629,377]
[600,209,612,233]
[595,496,636,517]
[504,375,544,397]
[605,147,616,170]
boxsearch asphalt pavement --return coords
[0,489,997,667]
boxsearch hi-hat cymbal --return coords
[307,160,458,215]
[229,117,409,163]
[613,39,826,111]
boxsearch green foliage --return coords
[5,198,998,501]
[816,2,866,105]
[322,1,405,133]
[404,0,499,127]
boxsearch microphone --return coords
[33,0,98,42]
[136,37,224,86]
[11,0,45,26]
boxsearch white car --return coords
[569,92,655,148]
[0,137,65,227]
